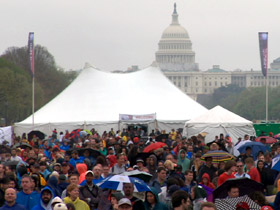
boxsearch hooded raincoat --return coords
[31,187,54,210]
[144,187,168,210]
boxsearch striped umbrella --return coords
[97,174,150,192]
[215,195,261,210]
[201,150,234,162]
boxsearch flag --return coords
[258,32,268,77]
[28,32,34,77]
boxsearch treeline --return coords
[197,84,280,121]
[0,45,77,125]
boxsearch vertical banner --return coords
[258,32,268,77]
[28,32,34,77]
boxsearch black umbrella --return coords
[13,143,32,150]
[155,134,169,142]
[213,178,264,200]
[28,130,45,140]
[134,152,155,166]
[206,140,228,152]
[66,148,102,159]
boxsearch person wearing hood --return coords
[190,186,207,210]
[144,187,168,210]
[199,173,215,190]
[76,163,88,184]
[147,155,158,180]
[47,176,61,197]
[177,150,190,173]
[32,187,54,210]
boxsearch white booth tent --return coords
[15,65,207,136]
[183,105,256,144]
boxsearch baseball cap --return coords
[261,206,273,210]
[118,198,132,206]
[54,203,67,210]
[136,158,144,163]
[85,170,94,176]
[51,196,63,205]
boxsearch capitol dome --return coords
[155,3,198,72]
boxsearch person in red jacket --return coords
[245,157,261,183]
[217,160,236,186]
[199,173,215,189]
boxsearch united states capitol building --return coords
[154,4,280,100]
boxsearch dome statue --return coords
[155,3,199,72]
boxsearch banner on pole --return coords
[28,32,34,77]
[258,32,268,77]
[119,113,156,121]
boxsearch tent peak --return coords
[83,62,99,70]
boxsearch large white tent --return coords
[15,65,207,135]
[183,105,256,144]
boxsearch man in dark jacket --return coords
[79,170,102,210]
[198,157,217,182]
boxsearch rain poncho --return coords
[177,149,190,173]
[144,187,169,210]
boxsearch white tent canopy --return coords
[15,65,207,135]
[183,105,256,144]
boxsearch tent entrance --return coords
[127,124,148,136]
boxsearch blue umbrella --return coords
[272,154,280,172]
[237,141,267,159]
[96,174,150,192]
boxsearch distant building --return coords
[156,4,280,100]
[155,3,198,72]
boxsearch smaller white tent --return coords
[183,106,256,144]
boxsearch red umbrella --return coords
[143,142,167,153]
[256,136,277,144]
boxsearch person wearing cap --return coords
[79,170,102,210]
[53,203,67,210]
[64,184,89,210]
[136,158,146,171]
[61,162,71,179]
[0,188,26,210]
[32,186,54,210]
[123,183,144,210]
[50,197,63,210]
[118,198,132,210]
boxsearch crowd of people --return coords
[0,127,279,210]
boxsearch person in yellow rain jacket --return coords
[64,184,90,210]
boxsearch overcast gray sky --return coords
[0,0,279,72]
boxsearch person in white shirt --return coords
[10,148,22,162]
[234,161,250,178]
